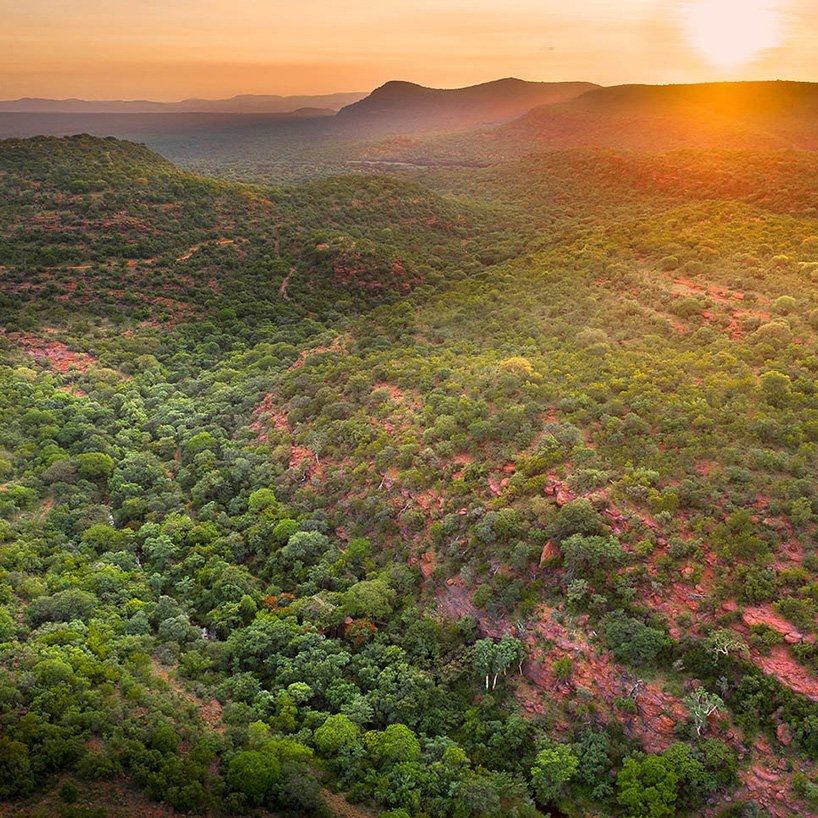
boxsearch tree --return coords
[474,639,494,691]
[0,607,15,642]
[0,737,32,797]
[759,371,792,408]
[547,499,607,543]
[530,742,578,805]
[707,629,749,660]
[561,534,623,582]
[26,588,97,626]
[617,754,678,818]
[499,356,535,379]
[573,729,612,799]
[76,452,115,481]
[662,743,715,810]
[473,637,526,689]
[791,497,813,527]
[683,687,724,736]
[771,295,796,315]
[314,714,361,756]
[81,523,128,554]
[279,531,331,569]
[496,634,526,679]
[712,510,767,561]
[604,613,669,666]
[366,724,421,766]
[272,518,299,544]
[248,487,280,515]
[341,578,396,620]
[227,750,281,807]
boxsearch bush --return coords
[227,750,281,807]
[771,295,796,314]
[603,613,669,667]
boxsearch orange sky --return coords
[2,0,817,100]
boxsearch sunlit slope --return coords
[511,80,818,149]
[246,147,818,816]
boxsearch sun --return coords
[680,0,786,70]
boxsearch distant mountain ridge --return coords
[336,78,599,134]
[0,92,367,114]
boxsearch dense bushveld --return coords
[0,135,817,818]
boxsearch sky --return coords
[1,0,817,100]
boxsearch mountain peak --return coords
[336,78,599,134]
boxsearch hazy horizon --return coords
[3,0,817,101]
[3,75,818,106]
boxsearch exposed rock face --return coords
[742,605,810,645]
[436,582,688,754]
[539,540,560,565]
[753,646,818,701]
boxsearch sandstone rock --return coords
[555,488,574,506]
[540,540,560,565]
[775,722,793,746]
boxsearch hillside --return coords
[507,80,818,149]
[0,135,522,322]
[2,136,818,818]
[335,78,599,134]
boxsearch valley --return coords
[1,77,818,818]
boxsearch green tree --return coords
[562,533,623,583]
[341,578,396,620]
[683,687,724,736]
[366,724,421,767]
[248,487,280,514]
[0,737,32,797]
[617,754,678,818]
[474,639,495,690]
[76,451,115,481]
[759,370,792,408]
[547,498,607,542]
[314,714,361,756]
[604,613,669,666]
[531,742,578,805]
[227,750,281,807]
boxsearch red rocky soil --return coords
[436,578,688,753]
[15,333,97,373]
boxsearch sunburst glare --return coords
[680,0,787,69]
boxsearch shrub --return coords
[227,750,281,807]
[603,613,669,667]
